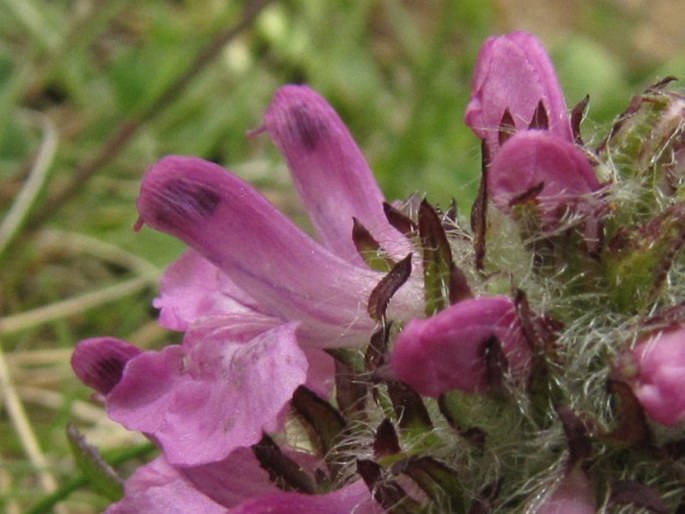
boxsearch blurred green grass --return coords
[1,0,684,512]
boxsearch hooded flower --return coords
[136,155,420,348]
[465,31,601,225]
[465,31,572,155]
[142,87,422,348]
[620,327,685,426]
[389,296,531,397]
[263,85,411,263]
[73,85,424,468]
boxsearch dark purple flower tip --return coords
[71,337,142,395]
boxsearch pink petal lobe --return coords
[181,447,280,508]
[106,456,228,514]
[390,296,531,397]
[107,323,308,466]
[137,156,413,347]
[488,131,600,223]
[228,479,382,514]
[302,347,336,398]
[629,328,685,426]
[466,31,572,154]
[71,338,142,395]
[153,249,271,331]
[265,85,408,262]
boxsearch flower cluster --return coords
[71,32,685,512]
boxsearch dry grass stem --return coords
[0,111,57,260]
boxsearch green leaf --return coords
[419,200,453,315]
[604,203,685,312]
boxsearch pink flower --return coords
[465,31,601,226]
[136,155,420,348]
[487,131,601,224]
[149,85,419,347]
[73,85,423,467]
[389,296,531,397]
[70,337,142,396]
[534,467,596,514]
[622,328,685,426]
[465,31,572,156]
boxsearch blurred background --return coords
[1,0,684,511]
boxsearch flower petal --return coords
[302,347,336,399]
[390,296,530,396]
[106,456,229,514]
[153,249,271,332]
[488,131,600,223]
[182,447,279,508]
[71,338,142,396]
[137,155,419,347]
[264,85,408,262]
[107,323,308,466]
[228,479,382,514]
[465,31,572,154]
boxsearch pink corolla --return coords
[390,296,531,397]
[142,87,421,348]
[73,324,308,466]
[488,131,601,224]
[465,32,601,224]
[621,328,685,426]
[106,447,381,514]
[534,467,596,514]
[263,85,411,263]
[136,154,419,348]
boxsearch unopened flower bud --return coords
[390,296,531,397]
[465,31,572,156]
[620,327,685,426]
